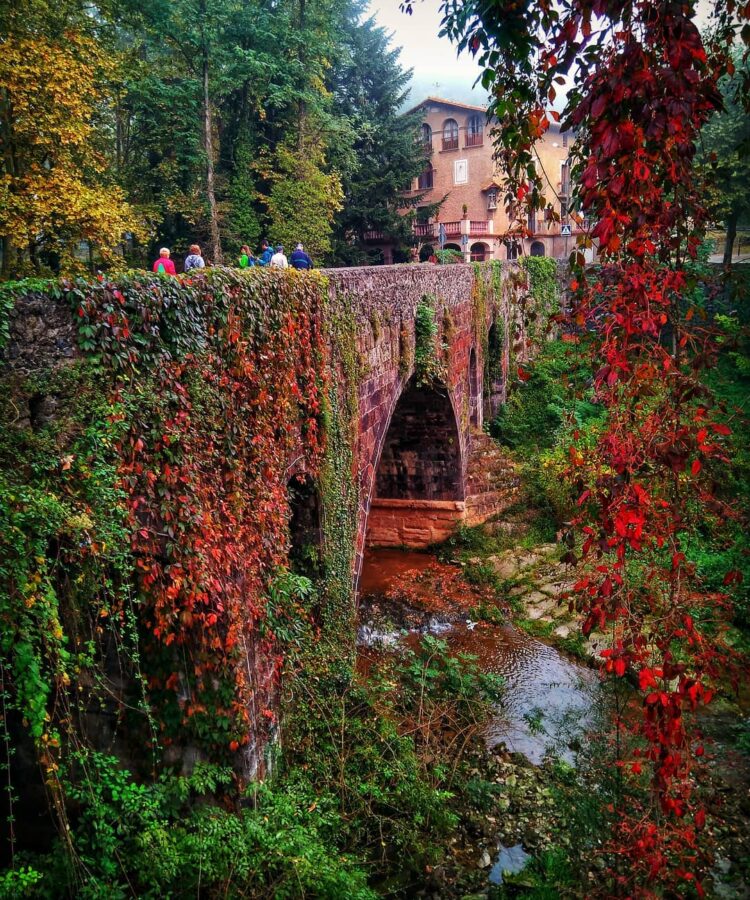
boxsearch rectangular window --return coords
[454,159,468,185]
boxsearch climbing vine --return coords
[406,0,750,892]
[520,256,558,350]
[0,269,340,806]
[413,295,447,386]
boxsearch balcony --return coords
[469,220,489,235]
[413,222,434,238]
[442,136,459,151]
[363,230,385,241]
[465,132,484,148]
[442,221,462,236]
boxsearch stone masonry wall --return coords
[4,263,521,592]
[321,262,505,582]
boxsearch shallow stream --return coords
[358,548,598,766]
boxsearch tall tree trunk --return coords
[0,236,16,279]
[200,13,222,264]
[298,0,306,150]
[723,209,738,269]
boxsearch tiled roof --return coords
[405,95,488,115]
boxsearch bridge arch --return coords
[375,377,463,501]
[360,375,466,560]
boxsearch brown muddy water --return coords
[358,548,599,766]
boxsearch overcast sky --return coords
[367,1,487,108]
[367,1,717,111]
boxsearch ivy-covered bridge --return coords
[0,261,556,777]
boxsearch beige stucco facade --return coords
[366,96,584,263]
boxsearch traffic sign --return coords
[560,224,572,236]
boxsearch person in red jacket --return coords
[152,247,177,276]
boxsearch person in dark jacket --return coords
[289,243,313,270]
[258,239,274,266]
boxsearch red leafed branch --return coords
[402,0,750,892]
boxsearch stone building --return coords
[366,96,584,263]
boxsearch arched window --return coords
[466,115,484,147]
[470,242,488,262]
[417,164,434,191]
[442,118,459,151]
[420,123,432,150]
[530,241,545,257]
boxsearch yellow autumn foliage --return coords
[0,31,146,275]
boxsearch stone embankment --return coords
[467,525,608,663]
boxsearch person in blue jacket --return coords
[289,242,313,270]
[258,239,274,266]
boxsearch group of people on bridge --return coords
[152,239,314,276]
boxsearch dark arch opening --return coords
[530,240,545,257]
[443,243,462,253]
[484,321,504,419]
[287,474,322,577]
[375,379,462,501]
[419,243,435,262]
[470,242,488,262]
[469,348,480,428]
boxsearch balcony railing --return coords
[465,132,484,148]
[363,230,385,241]
[469,220,488,235]
[443,221,461,236]
[442,136,459,151]
[413,222,434,237]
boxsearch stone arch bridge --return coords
[318,263,529,588]
[2,260,549,777]
[4,262,538,594]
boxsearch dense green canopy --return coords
[0,0,426,275]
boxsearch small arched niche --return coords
[287,474,322,577]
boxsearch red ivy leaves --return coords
[81,271,327,757]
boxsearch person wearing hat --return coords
[270,245,288,268]
[152,247,177,275]
[289,243,313,270]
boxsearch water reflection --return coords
[447,622,597,764]
[489,844,532,885]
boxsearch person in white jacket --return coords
[270,245,288,268]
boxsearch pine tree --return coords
[328,7,426,265]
